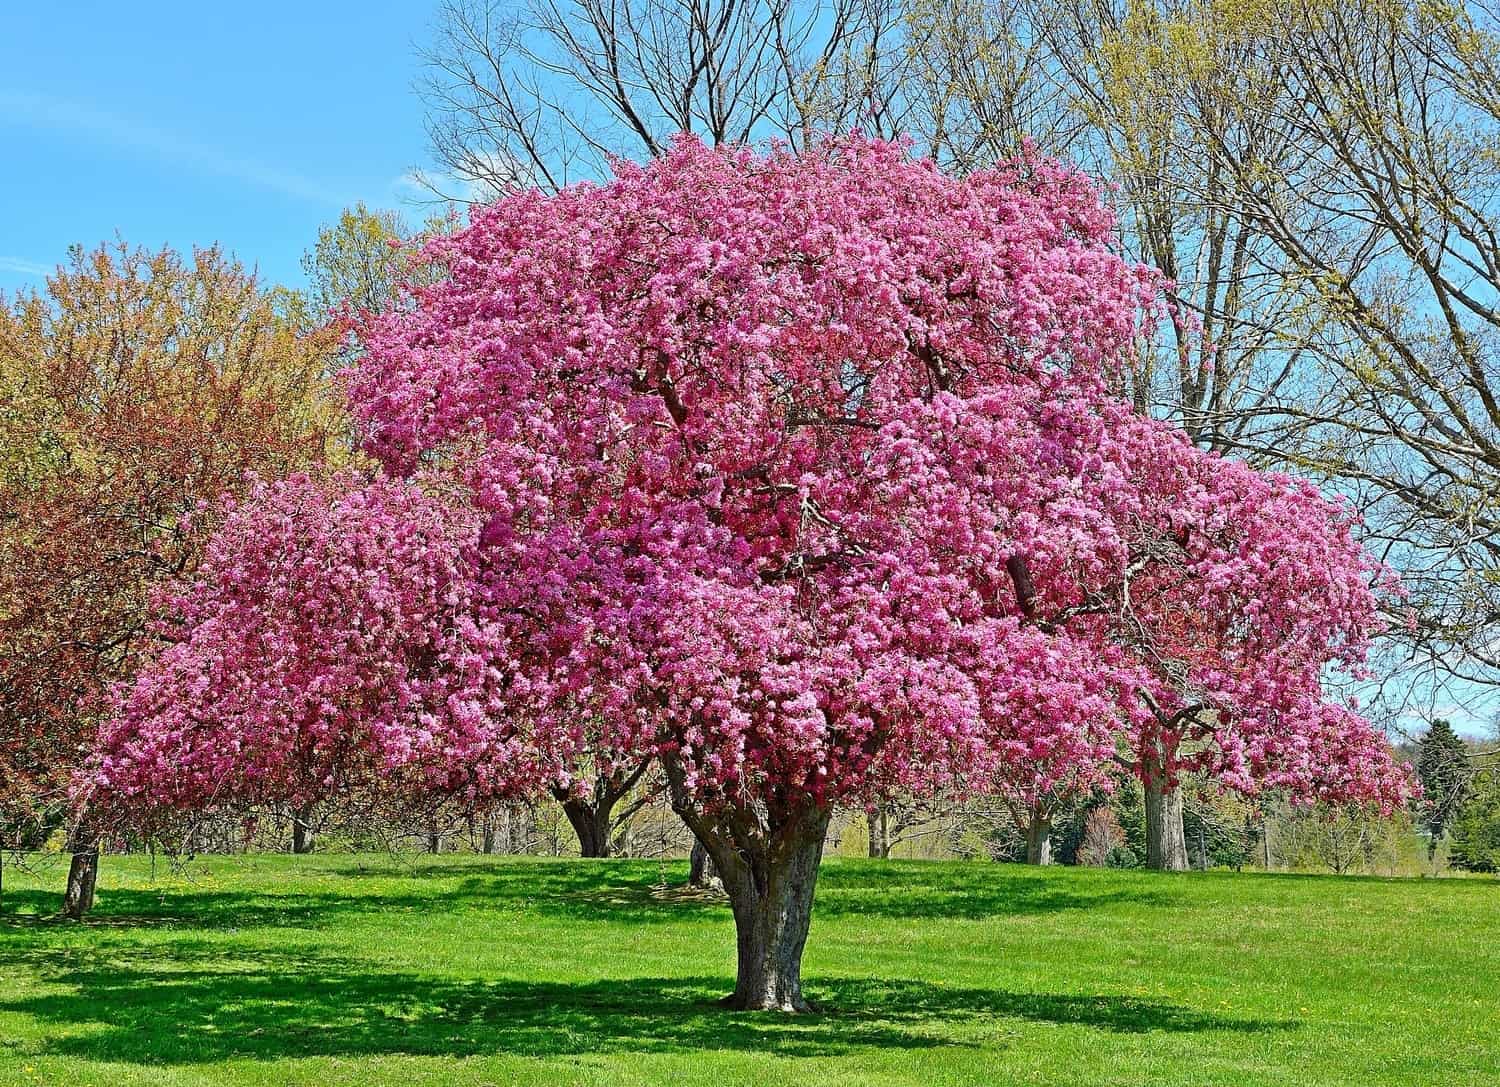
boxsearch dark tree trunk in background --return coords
[292,806,315,854]
[1145,779,1189,871]
[62,841,99,920]
[481,811,499,854]
[688,839,719,887]
[866,807,891,859]
[1025,811,1053,865]
[561,796,612,858]
[555,761,651,858]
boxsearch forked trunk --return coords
[1144,779,1188,871]
[560,796,613,858]
[713,807,831,1012]
[1025,811,1052,865]
[62,842,99,920]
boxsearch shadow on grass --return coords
[1,941,1290,1066]
[1,859,1171,932]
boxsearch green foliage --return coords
[1417,719,1473,851]
[1055,780,1146,866]
[1448,770,1500,873]
[1,854,1496,1085]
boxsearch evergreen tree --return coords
[1417,720,1473,862]
[1448,772,1500,874]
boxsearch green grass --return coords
[1,855,1495,1086]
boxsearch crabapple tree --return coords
[93,136,1408,1011]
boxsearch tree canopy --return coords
[90,137,1409,1009]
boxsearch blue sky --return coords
[1,1,440,294]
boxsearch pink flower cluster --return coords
[90,135,1411,822]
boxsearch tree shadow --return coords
[813,862,1173,920]
[1,942,1290,1066]
[2,858,1175,935]
[327,858,1174,923]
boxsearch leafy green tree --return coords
[1448,771,1500,873]
[301,203,415,319]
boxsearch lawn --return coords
[0,854,1494,1086]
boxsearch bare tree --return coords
[1173,0,1500,703]
[419,0,912,196]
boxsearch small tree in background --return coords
[1077,807,1127,867]
[0,243,338,916]
[1417,719,1473,867]
[1448,769,1500,873]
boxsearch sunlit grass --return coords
[1,854,1494,1085]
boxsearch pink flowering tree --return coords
[91,472,542,828]
[93,136,1408,1011]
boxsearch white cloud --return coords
[0,89,344,205]
[0,255,49,278]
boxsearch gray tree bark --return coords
[62,841,99,920]
[1025,810,1053,865]
[714,806,830,1012]
[1144,779,1189,871]
[688,839,719,887]
[664,754,830,1011]
[291,805,315,854]
[866,807,891,859]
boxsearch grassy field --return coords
[0,854,1495,1086]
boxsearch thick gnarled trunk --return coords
[555,761,652,858]
[1145,779,1188,871]
[1140,735,1188,871]
[664,754,829,1011]
[561,796,613,858]
[716,806,830,1012]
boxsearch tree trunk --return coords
[1025,810,1052,865]
[560,796,613,858]
[866,807,891,859]
[62,842,99,920]
[481,812,499,854]
[688,839,719,887]
[1144,779,1189,871]
[291,806,315,854]
[713,807,830,1012]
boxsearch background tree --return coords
[418,0,914,195]
[1163,0,1500,715]
[0,242,338,916]
[302,203,415,319]
[1448,764,1500,872]
[1417,718,1473,865]
[1077,805,1127,866]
